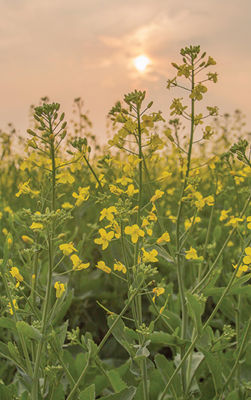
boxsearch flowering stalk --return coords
[30,103,63,399]
[174,49,196,394]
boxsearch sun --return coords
[133,55,150,72]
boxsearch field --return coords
[0,45,251,400]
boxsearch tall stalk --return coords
[133,100,149,400]
[175,55,195,395]
[31,108,58,399]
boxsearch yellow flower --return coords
[94,228,114,250]
[10,267,23,288]
[142,218,149,228]
[233,263,249,278]
[150,190,164,203]
[152,287,165,303]
[219,209,231,222]
[72,186,90,206]
[243,247,251,265]
[4,206,13,215]
[16,180,39,198]
[57,170,75,184]
[124,224,145,243]
[184,216,201,230]
[96,261,111,274]
[148,205,158,222]
[8,299,18,315]
[247,216,251,230]
[158,170,172,181]
[185,247,202,260]
[7,236,13,249]
[225,216,243,227]
[109,184,124,195]
[0,211,2,219]
[126,184,139,197]
[95,174,107,188]
[116,176,133,186]
[30,222,44,230]
[54,281,65,298]
[114,261,127,274]
[62,202,74,209]
[167,187,175,195]
[105,220,121,239]
[204,195,214,206]
[159,306,165,314]
[2,228,8,236]
[157,232,170,244]
[99,206,117,222]
[194,192,205,210]
[21,235,34,244]
[142,248,158,263]
[59,242,77,256]
[70,254,90,271]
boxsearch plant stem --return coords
[175,57,195,395]
[132,105,149,400]
[32,126,56,399]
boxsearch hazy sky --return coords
[1,0,251,143]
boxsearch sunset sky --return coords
[1,0,251,143]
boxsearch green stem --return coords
[32,126,56,399]
[174,58,195,395]
[197,199,215,282]
[31,234,54,399]
[84,155,104,192]
[133,105,149,400]
[234,294,241,389]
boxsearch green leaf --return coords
[79,384,95,400]
[51,384,65,400]
[134,344,150,361]
[8,342,21,364]
[0,317,16,330]
[16,321,42,341]
[53,290,73,325]
[107,315,136,357]
[155,353,182,397]
[149,331,188,347]
[20,392,29,400]
[186,351,204,392]
[107,370,127,393]
[186,292,205,333]
[225,390,239,400]
[98,386,136,400]
[0,384,12,400]
[202,350,223,394]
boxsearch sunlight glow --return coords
[133,55,150,72]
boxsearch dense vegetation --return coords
[0,45,250,400]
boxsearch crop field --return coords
[0,46,251,400]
